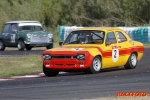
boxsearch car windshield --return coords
[19,25,44,31]
[64,30,105,44]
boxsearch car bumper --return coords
[43,59,92,71]
[25,42,53,46]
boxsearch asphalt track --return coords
[0,48,150,100]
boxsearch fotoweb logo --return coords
[116,92,148,98]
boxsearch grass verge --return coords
[0,54,42,77]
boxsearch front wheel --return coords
[124,53,137,69]
[85,56,101,74]
[0,40,5,51]
[18,40,25,51]
[43,65,59,77]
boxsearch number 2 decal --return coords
[114,50,117,58]
[112,48,119,62]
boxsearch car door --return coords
[1,24,11,46]
[115,31,132,66]
[102,31,121,68]
[9,23,18,46]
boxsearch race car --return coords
[41,27,144,77]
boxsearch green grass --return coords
[0,55,42,77]
[0,42,60,77]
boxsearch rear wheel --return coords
[0,40,5,51]
[18,40,25,51]
[124,53,137,69]
[43,65,59,77]
[85,56,101,74]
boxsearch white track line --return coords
[0,72,69,82]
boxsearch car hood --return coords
[21,31,50,36]
[42,45,103,55]
[29,31,49,36]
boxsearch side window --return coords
[70,33,78,42]
[34,26,43,31]
[106,32,116,44]
[11,24,18,32]
[116,32,127,43]
[22,26,32,30]
[2,24,11,33]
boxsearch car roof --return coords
[6,21,40,24]
[74,27,123,31]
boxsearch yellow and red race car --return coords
[41,27,144,77]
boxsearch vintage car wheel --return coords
[18,40,25,51]
[85,56,101,74]
[124,53,137,69]
[46,44,53,49]
[43,65,59,77]
[25,45,32,50]
[0,40,5,51]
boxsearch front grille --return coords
[30,36,49,43]
[52,55,76,59]
[54,64,75,66]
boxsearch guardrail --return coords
[59,26,150,44]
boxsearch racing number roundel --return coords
[112,48,119,62]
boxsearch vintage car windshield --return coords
[19,25,44,31]
[64,30,105,44]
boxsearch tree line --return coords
[0,0,150,32]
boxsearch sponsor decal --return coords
[117,92,148,98]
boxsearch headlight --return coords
[48,34,53,38]
[43,54,51,60]
[76,54,85,60]
[27,33,32,38]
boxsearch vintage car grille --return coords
[52,55,76,59]
[30,36,49,43]
[54,64,75,66]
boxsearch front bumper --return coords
[43,59,90,71]
[24,40,53,46]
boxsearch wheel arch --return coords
[0,38,5,45]
[95,54,102,60]
[131,51,138,57]
[18,37,24,42]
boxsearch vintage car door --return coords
[1,24,11,46]
[9,23,18,46]
[102,31,123,68]
[115,31,133,66]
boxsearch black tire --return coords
[85,56,101,74]
[25,45,32,50]
[46,44,53,49]
[43,65,59,77]
[18,40,25,51]
[0,40,5,51]
[124,53,137,69]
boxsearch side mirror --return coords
[106,41,111,45]
[59,42,63,46]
